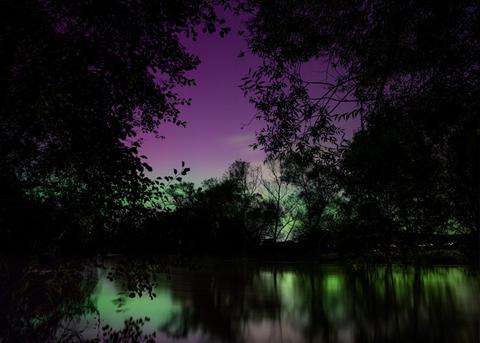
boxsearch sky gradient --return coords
[140,11,264,183]
[140,10,360,184]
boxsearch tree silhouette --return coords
[0,0,229,251]
[261,159,300,243]
[239,0,479,258]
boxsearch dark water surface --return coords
[1,259,479,342]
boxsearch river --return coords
[1,259,479,342]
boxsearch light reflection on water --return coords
[2,261,480,342]
[80,263,480,342]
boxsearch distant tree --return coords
[160,160,278,252]
[261,159,300,243]
[225,160,262,202]
[224,160,267,243]
[282,151,339,245]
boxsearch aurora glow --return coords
[138,8,361,184]
[139,9,265,184]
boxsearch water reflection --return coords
[1,260,479,342]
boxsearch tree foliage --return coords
[239,0,480,249]
[0,0,228,249]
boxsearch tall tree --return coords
[239,0,479,252]
[0,0,229,248]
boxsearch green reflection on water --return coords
[90,274,182,331]
[6,262,478,342]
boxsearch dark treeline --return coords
[0,1,478,263]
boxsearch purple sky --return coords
[139,10,360,184]
[140,11,264,183]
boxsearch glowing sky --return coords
[139,10,360,184]
[139,10,264,183]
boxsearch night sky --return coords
[140,9,360,184]
[140,10,263,183]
